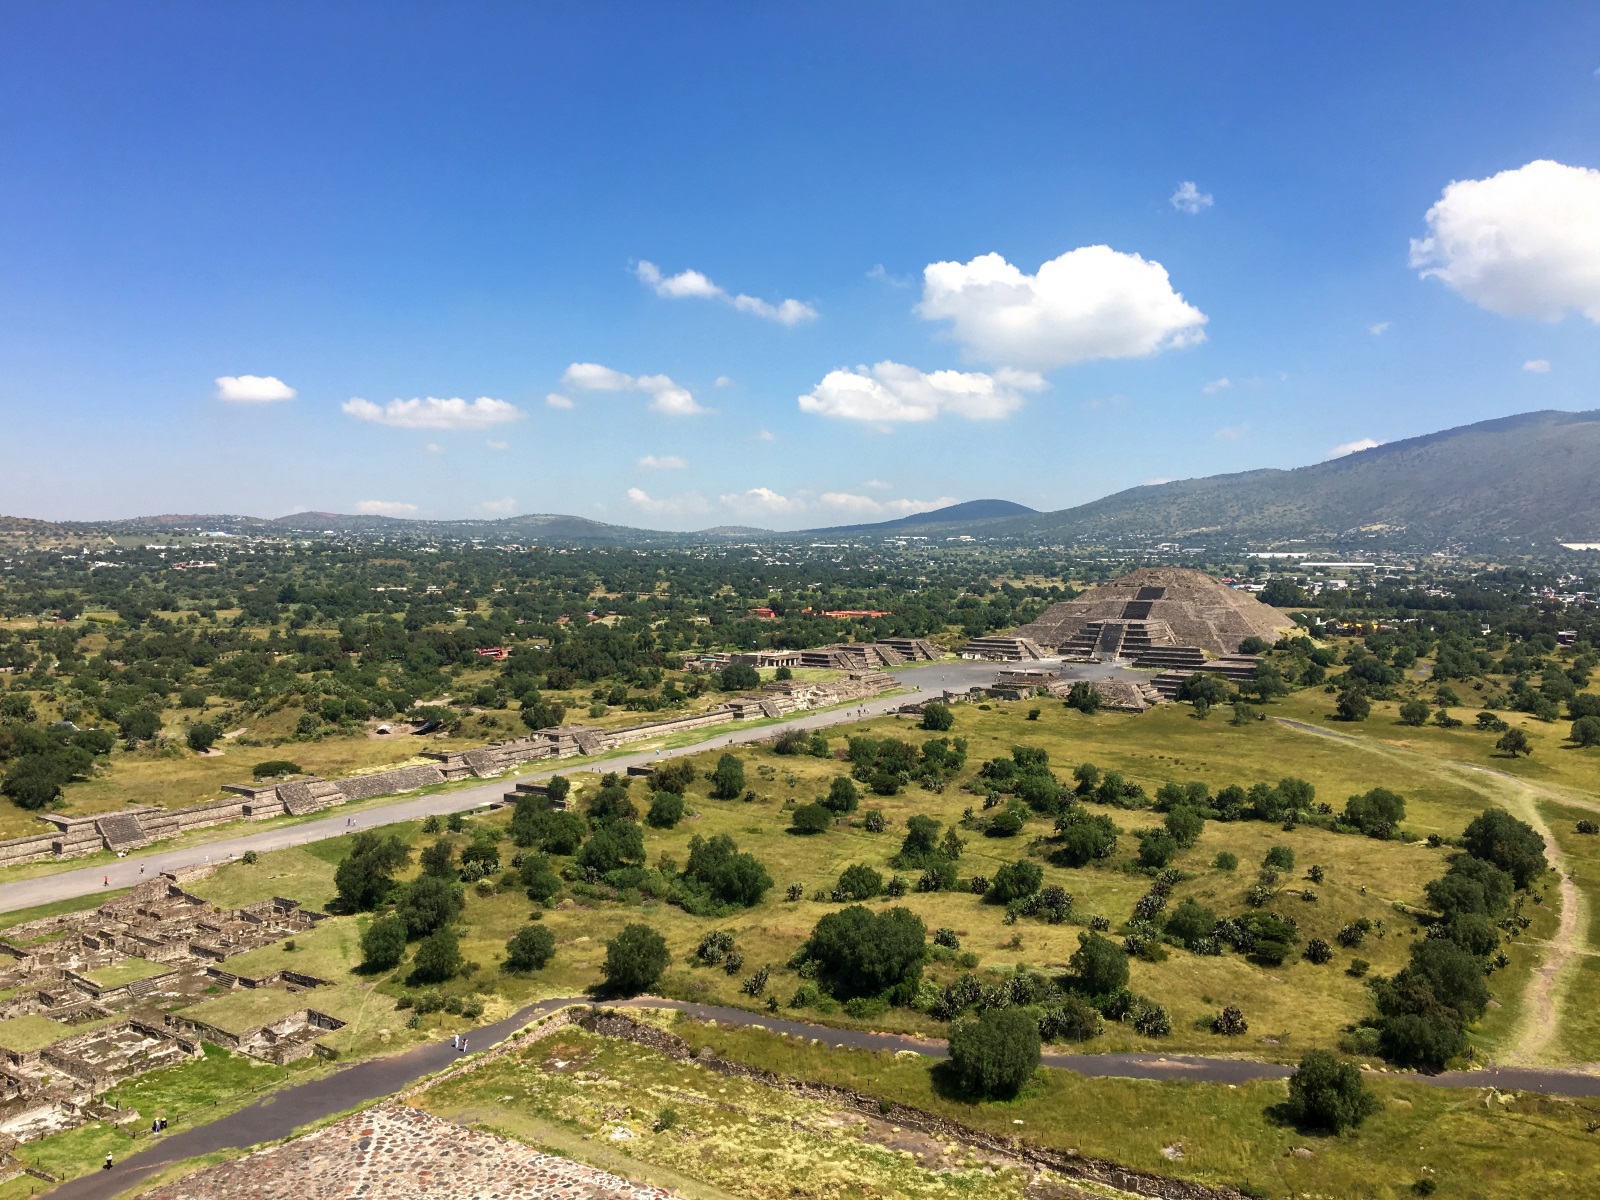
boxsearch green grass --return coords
[222,914,364,983]
[106,1043,299,1119]
[0,1013,113,1052]
[174,986,332,1034]
[187,846,341,912]
[0,890,126,931]
[81,958,172,989]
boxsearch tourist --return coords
[452,1033,459,1050]
[103,875,108,887]
[104,1152,113,1170]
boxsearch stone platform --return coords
[141,1102,681,1199]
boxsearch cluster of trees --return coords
[844,734,968,796]
[1366,809,1548,1068]
[0,720,113,809]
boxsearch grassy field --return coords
[82,958,173,989]
[0,1012,115,1052]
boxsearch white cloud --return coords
[216,374,295,403]
[755,429,776,442]
[799,361,1045,424]
[714,375,733,388]
[626,487,709,517]
[1202,377,1232,394]
[917,247,1207,370]
[1328,437,1381,458]
[486,440,509,450]
[354,500,418,516]
[342,396,521,430]
[424,442,442,454]
[477,497,518,515]
[561,363,707,416]
[1523,358,1552,373]
[867,263,912,288]
[634,260,818,325]
[545,392,575,409]
[819,493,958,517]
[720,487,798,515]
[1410,160,1600,323]
[1215,423,1248,441]
[862,479,892,491]
[636,454,687,470]
[1170,181,1213,214]
[1368,321,1391,336]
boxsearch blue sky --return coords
[2,3,1598,530]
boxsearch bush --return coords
[1164,899,1218,949]
[520,854,562,903]
[1286,1050,1379,1132]
[719,663,760,691]
[1214,851,1238,871]
[241,850,258,865]
[505,924,556,972]
[1137,830,1178,869]
[986,859,1042,904]
[682,834,772,908]
[1336,690,1371,722]
[948,1007,1041,1099]
[1399,699,1430,727]
[360,914,408,971]
[1213,1005,1248,1036]
[790,803,833,834]
[1038,995,1103,1042]
[1164,806,1205,848]
[539,811,586,856]
[824,776,860,814]
[1132,1002,1172,1038]
[186,723,221,753]
[836,864,884,901]
[919,702,955,731]
[399,873,463,937]
[577,822,646,873]
[1571,715,1600,747]
[651,760,695,795]
[801,905,926,1000]
[646,790,685,828]
[408,928,463,984]
[1343,788,1406,838]
[985,808,1025,837]
[1068,930,1128,999]
[1461,808,1548,888]
[1263,844,1296,871]
[252,759,302,779]
[603,924,670,994]
[1305,937,1333,964]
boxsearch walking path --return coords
[41,995,1600,1199]
[4,659,1127,916]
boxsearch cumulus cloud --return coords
[719,486,800,515]
[1368,321,1391,336]
[342,396,521,430]
[477,497,518,515]
[714,375,733,388]
[634,260,817,325]
[1202,377,1232,394]
[1523,358,1552,373]
[216,374,295,403]
[917,247,1207,370]
[354,500,418,516]
[560,363,707,416]
[798,361,1045,424]
[1410,160,1600,323]
[636,454,687,470]
[545,392,575,409]
[818,493,958,517]
[867,263,912,288]
[1170,181,1213,213]
[1328,437,1381,458]
[626,487,709,517]
[862,479,892,491]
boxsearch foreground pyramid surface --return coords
[1014,567,1295,658]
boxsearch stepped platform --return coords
[958,635,1047,662]
[1151,654,1266,698]
[94,812,151,852]
[878,637,939,661]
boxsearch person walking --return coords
[460,1037,468,1053]
[104,1152,114,1170]
[103,875,109,887]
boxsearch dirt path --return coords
[1272,717,1590,1065]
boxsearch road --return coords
[43,994,1600,1199]
[0,658,1133,916]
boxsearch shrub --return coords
[1213,1005,1248,1036]
[1286,1050,1379,1133]
[800,905,926,1000]
[719,663,760,691]
[1051,810,1118,866]
[824,776,860,814]
[863,808,887,833]
[540,811,586,856]
[836,864,884,901]
[1137,830,1178,869]
[1571,715,1600,747]
[1305,937,1333,964]
[252,759,302,779]
[894,814,944,867]
[651,759,695,795]
[1461,808,1548,888]
[408,928,463,984]
[1264,845,1296,871]
[988,860,1043,904]
[505,925,556,972]
[682,834,772,908]
[359,914,408,971]
[577,822,646,874]
[1343,787,1407,838]
[790,803,833,834]
[603,924,670,994]
[1213,851,1238,871]
[948,1007,1041,1099]
[240,850,258,865]
[1399,699,1430,727]
[933,927,960,949]
[1037,995,1103,1042]
[919,702,955,731]
[1336,690,1370,722]
[1068,930,1129,999]
[708,754,747,799]
[646,790,685,828]
[1164,899,1218,949]
[985,808,1025,837]
[1163,806,1205,849]
[772,728,809,756]
[1132,1002,1172,1038]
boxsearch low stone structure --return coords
[139,1102,682,1199]
[957,635,1047,662]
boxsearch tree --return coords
[1177,673,1230,706]
[2,755,77,810]
[683,833,772,907]
[801,905,926,1000]
[117,707,162,743]
[1164,898,1217,949]
[824,775,860,814]
[988,860,1043,903]
[646,790,685,828]
[790,802,832,834]
[836,863,884,901]
[409,927,463,984]
[708,753,746,800]
[1571,716,1600,747]
[1259,578,1310,608]
[1065,681,1102,714]
[894,814,943,867]
[186,722,220,753]
[1164,806,1205,849]
[333,833,410,912]
[1496,727,1531,757]
[505,924,556,972]
[1137,829,1178,868]
[539,810,586,856]
[1286,1051,1379,1133]
[1068,931,1128,999]
[419,837,456,878]
[577,822,646,873]
[1342,788,1406,838]
[519,691,566,731]
[359,914,408,971]
[1051,810,1118,866]
[652,759,696,795]
[1461,808,1548,888]
[948,1007,1041,1099]
[520,853,562,903]
[509,792,549,847]
[1264,844,1296,871]
[1399,700,1431,727]
[399,873,463,937]
[1335,689,1370,722]
[919,702,955,731]
[603,923,670,994]
[719,662,760,691]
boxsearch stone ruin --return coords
[0,878,343,1148]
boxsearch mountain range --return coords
[9,409,1600,550]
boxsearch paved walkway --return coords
[41,995,1600,1198]
[4,659,1116,916]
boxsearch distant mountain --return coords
[798,498,1037,537]
[981,409,1600,547]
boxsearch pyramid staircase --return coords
[958,636,1047,662]
[276,780,344,816]
[95,812,151,851]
